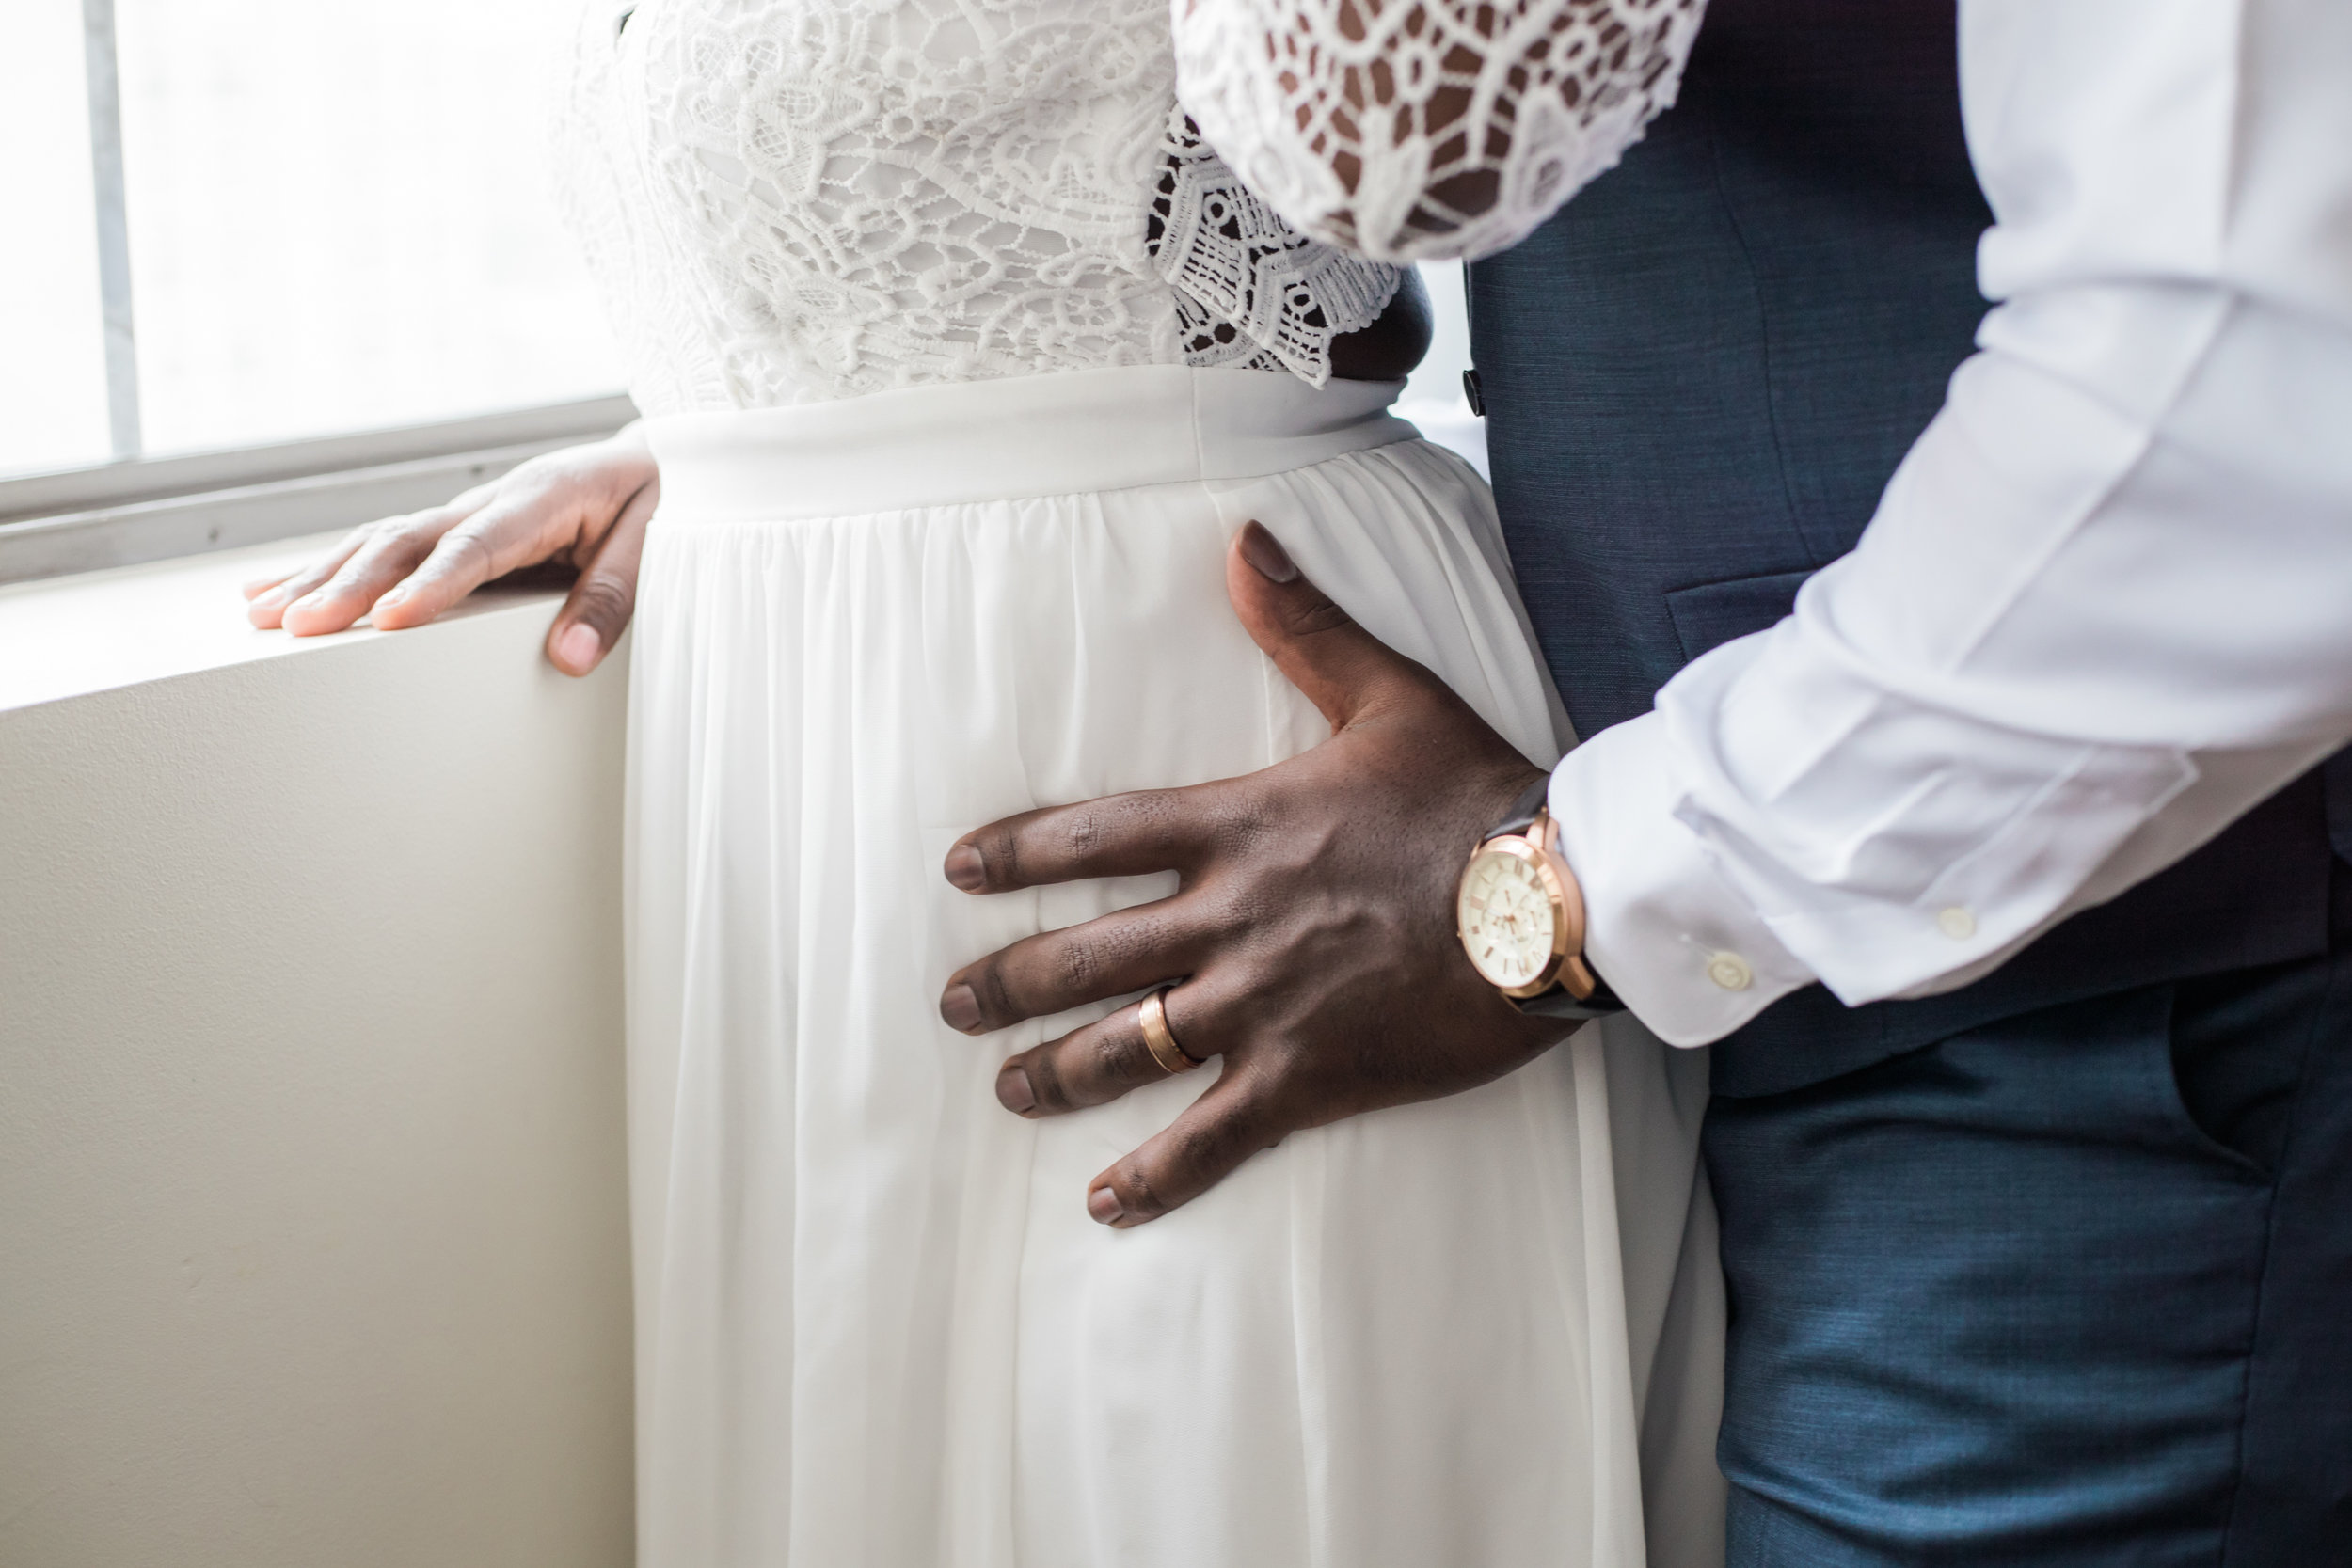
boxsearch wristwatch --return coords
[1456,778,1626,1021]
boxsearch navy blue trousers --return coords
[1708,863,2352,1563]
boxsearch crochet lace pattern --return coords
[1174,0,1705,262]
[1150,111,1403,386]
[550,0,1406,410]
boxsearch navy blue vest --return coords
[1468,0,2342,1094]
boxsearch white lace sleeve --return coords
[1173,0,1707,263]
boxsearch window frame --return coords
[0,5,634,591]
[0,395,638,589]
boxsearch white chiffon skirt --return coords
[627,366,1722,1568]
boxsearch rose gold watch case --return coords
[1456,816,1598,1002]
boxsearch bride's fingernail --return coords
[996,1065,1036,1115]
[1088,1186,1125,1226]
[944,844,986,891]
[940,983,982,1033]
[1237,522,1299,583]
[554,622,602,670]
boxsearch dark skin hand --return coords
[1327,269,1433,382]
[937,521,1574,1228]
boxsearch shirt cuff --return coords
[1546,716,1816,1046]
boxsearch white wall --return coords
[1397,261,1487,478]
[0,559,633,1568]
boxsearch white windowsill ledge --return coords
[0,530,574,715]
[0,531,634,1568]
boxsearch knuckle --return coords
[977,962,1022,1028]
[1284,590,1356,638]
[615,480,660,531]
[1246,1077,1312,1139]
[1208,795,1273,860]
[1061,807,1099,863]
[1195,871,1259,936]
[980,824,1024,887]
[1026,1049,1073,1112]
[414,513,472,549]
[1120,1159,1166,1218]
[441,525,500,579]
[507,451,564,490]
[1056,936,1100,995]
[1197,1101,1263,1163]
[322,559,376,596]
[357,529,424,575]
[569,572,634,634]
[362,508,422,543]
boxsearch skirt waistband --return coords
[644,366,1415,522]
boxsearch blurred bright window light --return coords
[3,4,113,477]
[0,0,624,480]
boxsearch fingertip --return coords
[939,982,983,1035]
[1087,1183,1127,1226]
[995,1063,1037,1116]
[277,594,335,637]
[366,585,424,631]
[1233,521,1300,583]
[550,620,603,674]
[943,841,986,892]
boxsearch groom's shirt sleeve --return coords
[1546,0,2352,1047]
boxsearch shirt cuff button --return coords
[1937,906,1978,940]
[1705,952,1754,991]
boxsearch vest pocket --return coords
[1662,566,1815,664]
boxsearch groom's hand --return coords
[938,522,1572,1227]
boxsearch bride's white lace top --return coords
[553,0,1407,413]
[551,0,1694,414]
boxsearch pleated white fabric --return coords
[626,366,1677,1568]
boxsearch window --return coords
[1,0,629,583]
[3,1,1482,587]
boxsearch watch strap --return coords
[1488,775,1553,842]
[1516,971,1626,1021]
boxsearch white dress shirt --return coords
[1546,0,2352,1043]
[1184,0,2352,1046]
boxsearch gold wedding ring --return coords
[1138,987,1201,1077]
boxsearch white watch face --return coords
[1458,845,1563,991]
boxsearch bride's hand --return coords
[243,424,660,676]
